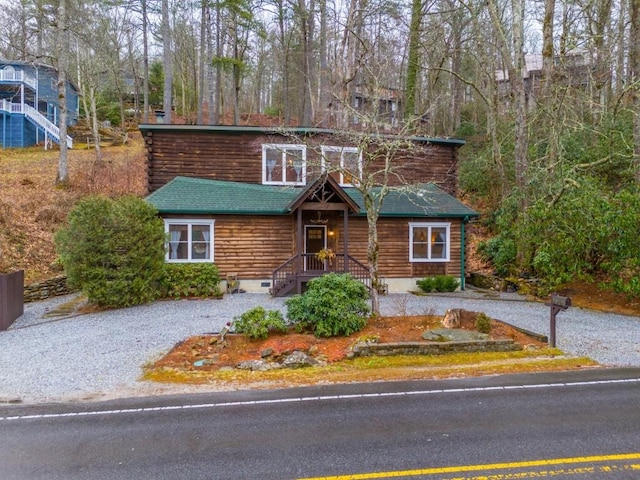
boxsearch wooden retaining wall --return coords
[0,270,24,330]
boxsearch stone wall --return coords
[24,276,76,303]
[351,339,521,357]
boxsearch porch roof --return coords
[146,176,299,215]
[345,185,479,218]
[146,176,479,218]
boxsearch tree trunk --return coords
[631,0,640,181]
[318,0,329,127]
[212,0,222,124]
[486,0,528,194]
[197,0,207,124]
[162,0,173,124]
[615,0,628,100]
[142,0,150,123]
[364,195,381,316]
[541,0,558,168]
[90,87,102,163]
[405,0,422,124]
[55,0,70,187]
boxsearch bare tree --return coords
[162,0,173,123]
[55,0,71,186]
[486,0,528,193]
[631,0,640,181]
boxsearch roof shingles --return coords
[146,176,478,218]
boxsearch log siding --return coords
[144,128,461,195]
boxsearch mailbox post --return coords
[546,293,571,348]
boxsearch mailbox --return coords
[547,293,571,348]
[550,294,571,309]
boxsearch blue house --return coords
[0,60,78,149]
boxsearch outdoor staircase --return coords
[270,253,371,297]
[0,100,73,149]
[1,69,72,148]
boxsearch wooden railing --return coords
[271,253,371,296]
[270,255,300,297]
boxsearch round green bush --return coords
[285,273,370,338]
[234,306,287,340]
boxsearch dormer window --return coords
[262,144,306,186]
[321,146,362,186]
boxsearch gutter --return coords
[461,216,470,290]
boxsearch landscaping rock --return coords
[422,328,490,342]
[281,351,319,368]
[236,360,279,371]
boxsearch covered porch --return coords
[270,175,369,296]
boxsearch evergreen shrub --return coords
[285,273,370,338]
[416,275,459,293]
[162,263,222,299]
[55,196,165,308]
[475,312,492,334]
[234,306,287,340]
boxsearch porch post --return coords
[297,208,303,293]
[343,206,349,273]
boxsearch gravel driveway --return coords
[1,289,639,404]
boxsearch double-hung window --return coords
[165,219,214,262]
[321,146,362,186]
[409,222,450,262]
[262,144,306,185]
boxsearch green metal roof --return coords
[146,177,300,215]
[138,124,466,147]
[146,176,479,218]
[346,185,479,218]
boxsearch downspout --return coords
[460,216,469,290]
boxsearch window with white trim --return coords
[165,219,214,262]
[321,146,362,186]
[262,144,306,185]
[409,222,450,262]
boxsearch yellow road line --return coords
[448,463,640,479]
[297,453,640,480]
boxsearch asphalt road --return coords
[1,369,639,480]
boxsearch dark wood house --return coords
[141,125,478,295]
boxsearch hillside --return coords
[0,137,147,283]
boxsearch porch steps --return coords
[271,253,370,297]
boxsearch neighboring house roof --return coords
[146,176,479,218]
[496,50,591,82]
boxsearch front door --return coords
[304,225,326,271]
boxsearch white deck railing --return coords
[0,100,73,149]
[0,70,37,90]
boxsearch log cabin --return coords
[141,124,478,295]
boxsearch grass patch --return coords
[142,349,599,390]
